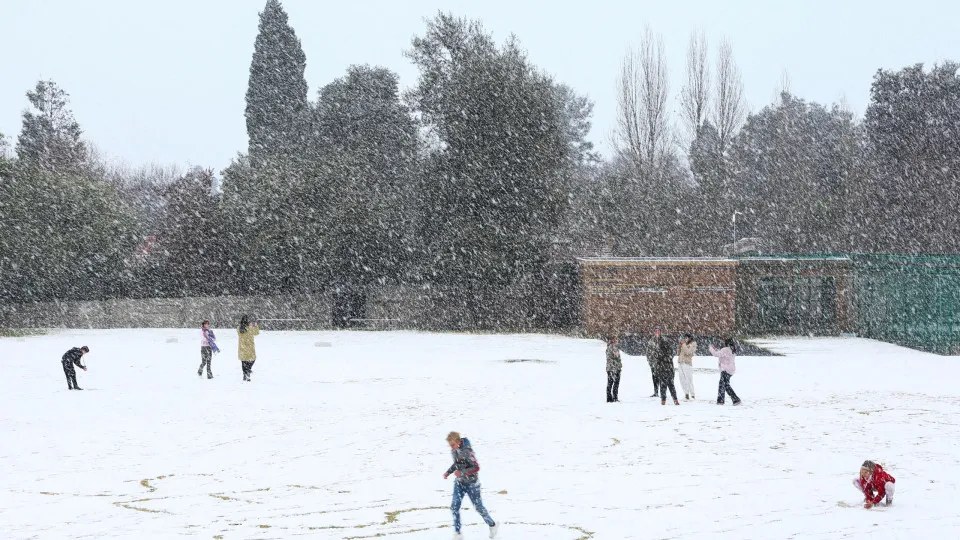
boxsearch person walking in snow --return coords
[854,460,896,508]
[606,335,622,403]
[443,431,499,539]
[709,337,741,405]
[237,314,260,382]
[677,333,697,400]
[198,319,220,379]
[61,346,88,390]
[648,325,678,405]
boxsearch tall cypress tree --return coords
[244,0,309,173]
[237,0,310,293]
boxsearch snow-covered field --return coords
[2,329,959,539]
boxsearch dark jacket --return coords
[62,347,86,369]
[445,438,481,484]
[646,336,673,377]
[606,343,622,372]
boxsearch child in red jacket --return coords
[853,460,895,508]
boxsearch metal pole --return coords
[733,213,737,251]
[731,211,742,255]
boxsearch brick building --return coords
[578,258,737,337]
[578,256,853,338]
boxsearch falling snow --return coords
[1,1,960,538]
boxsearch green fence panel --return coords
[851,254,960,355]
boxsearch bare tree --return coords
[680,30,710,142]
[778,69,792,96]
[836,93,853,117]
[615,26,671,176]
[772,69,792,103]
[712,39,746,154]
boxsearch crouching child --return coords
[854,460,896,508]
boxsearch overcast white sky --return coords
[1,0,957,171]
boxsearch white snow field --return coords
[2,329,959,539]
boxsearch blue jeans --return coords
[451,481,495,533]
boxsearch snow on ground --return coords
[2,329,959,539]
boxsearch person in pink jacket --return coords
[709,338,742,406]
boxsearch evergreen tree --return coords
[244,0,309,173]
[406,13,586,326]
[2,81,137,302]
[726,93,860,254]
[299,65,420,293]
[864,62,960,253]
[237,0,311,294]
[0,131,12,179]
[0,169,135,302]
[15,80,88,175]
[153,168,225,296]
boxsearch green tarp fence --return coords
[851,254,960,355]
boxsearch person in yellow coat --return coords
[237,314,260,381]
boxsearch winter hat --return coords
[80,346,89,353]
[861,460,876,471]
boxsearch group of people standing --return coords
[605,325,742,406]
[197,315,261,381]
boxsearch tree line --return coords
[1,1,958,328]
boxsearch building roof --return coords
[579,255,856,265]
[577,257,737,265]
[738,256,852,262]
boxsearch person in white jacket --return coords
[677,334,696,400]
[709,338,742,406]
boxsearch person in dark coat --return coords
[605,335,622,403]
[647,326,678,405]
[61,346,89,390]
[645,330,661,397]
